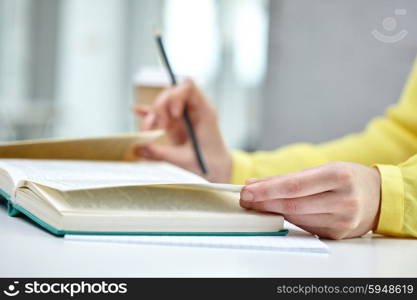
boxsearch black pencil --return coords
[154,31,208,175]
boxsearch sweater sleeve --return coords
[375,154,417,238]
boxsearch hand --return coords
[240,162,381,239]
[133,79,232,183]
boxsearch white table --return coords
[1,207,417,277]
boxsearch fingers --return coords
[166,118,188,144]
[152,89,173,128]
[133,105,157,130]
[240,191,340,215]
[242,162,352,201]
[134,144,194,173]
[151,79,195,127]
[133,105,150,116]
[166,82,190,118]
[240,162,380,240]
[136,144,177,162]
[141,79,213,131]
[142,112,157,130]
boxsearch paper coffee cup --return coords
[133,67,169,130]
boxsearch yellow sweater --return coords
[232,59,417,238]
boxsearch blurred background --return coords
[0,0,416,151]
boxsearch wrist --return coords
[207,151,232,183]
[371,167,382,231]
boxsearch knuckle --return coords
[154,100,166,111]
[331,162,354,185]
[159,87,173,101]
[344,195,360,211]
[184,78,195,89]
[154,98,169,113]
[283,178,302,195]
[179,79,194,97]
[251,182,275,200]
[254,183,270,200]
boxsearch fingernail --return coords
[240,199,251,208]
[241,189,254,201]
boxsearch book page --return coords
[24,183,280,233]
[0,159,242,193]
[0,130,164,161]
[33,185,244,214]
[0,162,28,189]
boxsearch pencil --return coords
[154,31,208,175]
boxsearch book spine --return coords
[7,200,20,216]
[0,189,20,216]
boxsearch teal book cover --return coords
[0,189,288,237]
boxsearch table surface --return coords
[1,206,417,277]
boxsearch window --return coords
[0,0,269,150]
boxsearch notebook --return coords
[65,223,328,253]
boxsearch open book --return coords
[0,134,284,236]
[0,130,165,161]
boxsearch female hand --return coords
[240,162,381,239]
[133,79,232,183]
